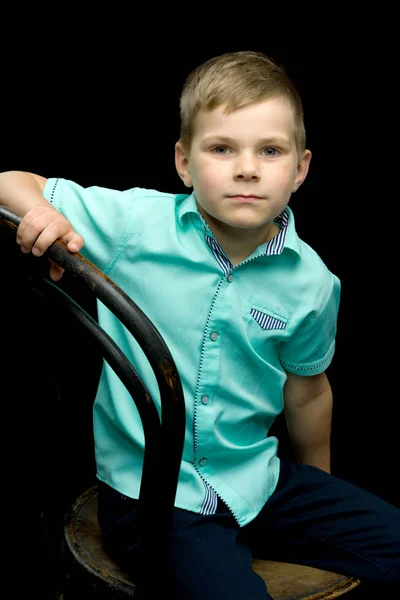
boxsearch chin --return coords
[226,219,267,229]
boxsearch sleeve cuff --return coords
[280,341,336,376]
[43,177,62,206]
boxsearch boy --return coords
[0,51,399,599]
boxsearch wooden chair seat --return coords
[62,486,360,599]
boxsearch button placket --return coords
[195,273,234,478]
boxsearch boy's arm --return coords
[283,371,332,474]
[0,171,48,215]
[0,171,84,280]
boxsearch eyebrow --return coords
[202,135,292,146]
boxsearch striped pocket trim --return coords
[250,308,287,330]
[201,481,218,514]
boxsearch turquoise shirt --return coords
[44,178,340,527]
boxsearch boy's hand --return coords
[16,204,84,282]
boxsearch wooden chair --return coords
[0,207,361,599]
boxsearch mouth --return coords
[227,195,265,201]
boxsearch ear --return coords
[292,149,312,192]
[175,141,193,187]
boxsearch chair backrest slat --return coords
[0,206,186,595]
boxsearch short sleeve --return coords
[278,273,341,375]
[43,177,136,272]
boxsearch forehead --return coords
[193,96,296,142]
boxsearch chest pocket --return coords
[247,303,289,365]
[250,304,288,330]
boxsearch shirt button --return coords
[210,332,218,341]
[227,274,234,282]
[199,458,207,466]
[201,395,209,405]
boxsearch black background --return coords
[1,20,398,598]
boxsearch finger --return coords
[16,205,54,246]
[22,220,70,256]
[63,232,85,253]
[18,208,67,252]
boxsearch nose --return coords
[233,152,260,181]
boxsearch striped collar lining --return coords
[200,210,289,275]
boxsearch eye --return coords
[262,148,279,157]
[212,146,231,155]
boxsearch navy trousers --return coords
[97,460,400,599]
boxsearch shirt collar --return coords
[177,191,301,258]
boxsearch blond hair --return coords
[179,51,306,155]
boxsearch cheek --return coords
[192,161,224,191]
[272,168,296,193]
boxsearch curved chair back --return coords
[0,206,186,597]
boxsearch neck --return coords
[200,211,280,266]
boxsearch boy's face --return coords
[175,96,311,238]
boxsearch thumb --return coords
[49,261,65,282]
